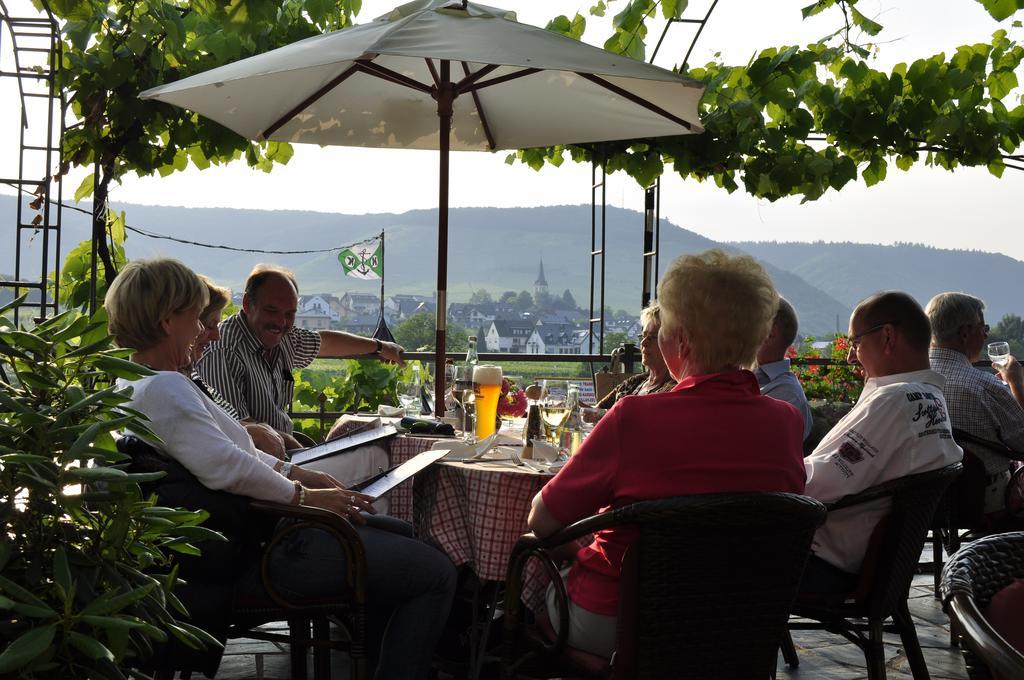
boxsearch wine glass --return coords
[988,341,1011,368]
[397,380,420,416]
[540,379,568,442]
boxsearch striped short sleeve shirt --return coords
[196,313,321,433]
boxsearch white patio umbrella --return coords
[140,0,705,413]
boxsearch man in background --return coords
[756,297,812,441]
[801,291,962,594]
[199,264,403,444]
[198,264,403,487]
[926,292,1024,512]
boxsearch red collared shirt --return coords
[541,370,806,615]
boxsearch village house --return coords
[484,319,535,353]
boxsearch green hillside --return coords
[2,196,857,335]
[734,241,1024,325]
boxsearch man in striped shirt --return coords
[197,264,404,444]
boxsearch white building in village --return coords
[525,322,581,355]
[485,319,535,353]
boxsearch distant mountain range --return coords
[731,241,1024,329]
[3,194,1021,337]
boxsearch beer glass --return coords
[473,364,503,440]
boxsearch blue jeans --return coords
[237,515,457,680]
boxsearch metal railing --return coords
[287,351,999,441]
[286,349,849,440]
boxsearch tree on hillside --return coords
[515,291,534,310]
[535,290,554,312]
[395,312,469,352]
[520,0,1024,196]
[499,290,518,305]
[604,330,631,350]
[991,313,1024,356]
[561,288,578,310]
[469,289,493,305]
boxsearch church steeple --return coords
[534,258,549,298]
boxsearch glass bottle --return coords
[522,383,544,459]
[464,335,479,372]
[457,337,479,439]
[444,359,463,423]
[411,363,423,415]
[558,385,584,455]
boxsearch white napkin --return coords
[430,433,499,460]
[528,439,560,463]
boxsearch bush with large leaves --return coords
[0,298,220,678]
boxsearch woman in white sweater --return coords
[105,258,455,680]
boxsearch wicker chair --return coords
[941,532,1024,680]
[930,430,1024,596]
[502,492,827,680]
[784,463,963,680]
[116,435,369,680]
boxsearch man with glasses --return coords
[755,298,812,441]
[800,291,962,594]
[926,292,1024,512]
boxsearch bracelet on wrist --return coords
[293,480,306,506]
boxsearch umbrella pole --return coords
[434,60,453,416]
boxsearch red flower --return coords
[498,385,528,417]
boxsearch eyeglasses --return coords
[849,320,900,350]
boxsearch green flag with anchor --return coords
[338,237,383,280]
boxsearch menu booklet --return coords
[290,416,398,466]
[351,448,450,497]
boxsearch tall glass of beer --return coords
[473,364,503,440]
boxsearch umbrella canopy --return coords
[141,0,705,412]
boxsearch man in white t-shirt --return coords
[801,291,963,594]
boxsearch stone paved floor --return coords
[214,573,967,680]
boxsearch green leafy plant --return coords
[290,360,426,440]
[790,333,864,403]
[0,297,219,678]
[512,1,1024,197]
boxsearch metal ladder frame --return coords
[0,0,65,323]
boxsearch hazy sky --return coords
[2,0,1021,260]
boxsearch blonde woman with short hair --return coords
[107,258,455,680]
[527,249,806,659]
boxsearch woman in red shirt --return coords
[527,249,807,658]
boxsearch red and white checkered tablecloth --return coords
[387,435,443,522]
[387,435,551,584]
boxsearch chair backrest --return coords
[845,463,962,618]
[942,531,1024,614]
[611,492,827,680]
[948,428,1021,524]
[941,532,1024,680]
[594,371,633,403]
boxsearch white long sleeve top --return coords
[118,371,296,504]
[805,369,962,573]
